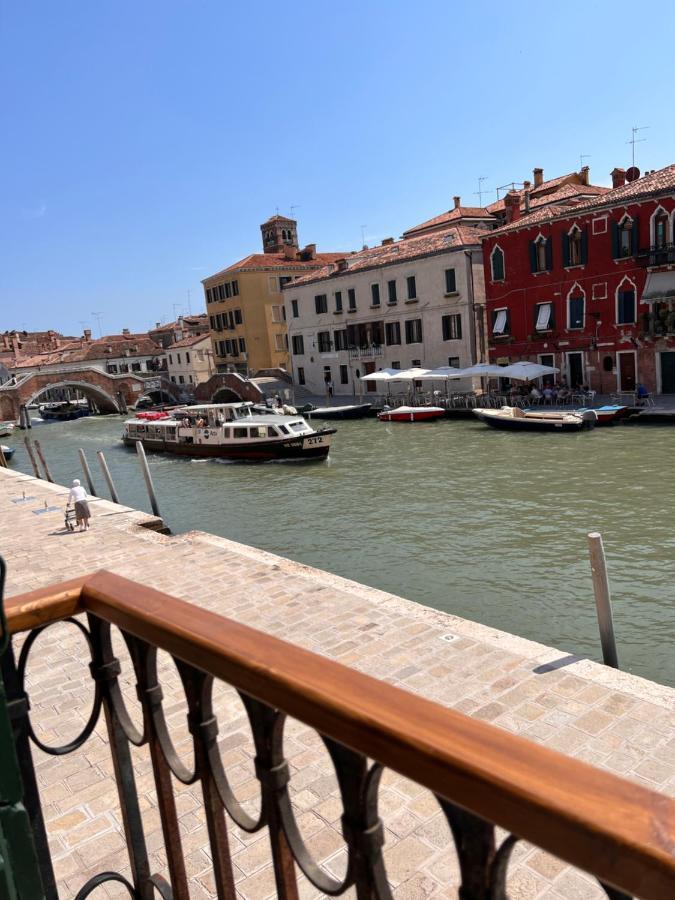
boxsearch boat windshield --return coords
[233,406,252,419]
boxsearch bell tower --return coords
[260,215,299,254]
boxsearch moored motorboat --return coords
[305,403,372,420]
[40,401,90,422]
[0,422,15,437]
[1,445,15,461]
[474,406,596,432]
[575,404,628,425]
[378,405,445,423]
[122,402,335,461]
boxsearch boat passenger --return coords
[196,417,205,428]
[529,385,542,402]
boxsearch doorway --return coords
[660,351,675,393]
[617,351,636,392]
[538,353,555,387]
[566,352,584,389]
[363,361,376,392]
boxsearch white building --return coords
[283,225,487,396]
[166,334,214,389]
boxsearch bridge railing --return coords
[4,571,675,899]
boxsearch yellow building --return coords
[202,216,342,373]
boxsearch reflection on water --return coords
[6,414,675,685]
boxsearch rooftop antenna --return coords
[627,126,649,168]
[186,289,192,314]
[579,153,591,170]
[360,225,367,248]
[496,181,523,200]
[172,303,183,320]
[91,312,104,338]
[474,176,489,206]
[78,319,89,336]
[275,206,280,216]
[290,204,300,218]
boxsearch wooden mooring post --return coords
[33,440,54,483]
[96,451,120,503]
[23,438,41,479]
[588,532,619,669]
[135,440,161,519]
[78,449,97,496]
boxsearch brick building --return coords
[481,164,675,395]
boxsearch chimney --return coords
[611,167,626,189]
[302,243,317,260]
[523,180,531,190]
[524,190,531,214]
[381,237,394,246]
[283,244,297,260]
[336,258,348,272]
[504,190,521,224]
[122,327,130,335]
[580,165,590,185]
[533,167,544,188]
[453,196,461,209]
[83,329,92,342]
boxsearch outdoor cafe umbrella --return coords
[415,366,464,380]
[389,367,432,380]
[499,361,560,381]
[357,368,401,382]
[456,363,509,377]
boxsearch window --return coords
[291,299,299,318]
[268,276,278,293]
[405,319,422,343]
[234,427,248,439]
[107,364,118,374]
[318,331,331,353]
[234,309,242,325]
[613,216,637,259]
[371,283,381,306]
[568,295,585,330]
[347,288,356,311]
[185,352,190,363]
[315,294,328,314]
[292,335,304,355]
[448,356,460,368]
[274,333,285,351]
[412,359,421,368]
[334,291,343,312]
[334,329,348,351]
[491,246,505,281]
[209,316,215,329]
[168,354,173,364]
[386,280,397,304]
[617,289,636,324]
[170,375,176,383]
[385,322,401,345]
[442,314,462,340]
[232,280,239,296]
[492,308,508,335]
[177,353,182,364]
[530,235,551,273]
[206,288,213,303]
[272,305,282,323]
[225,340,232,354]
[223,283,230,299]
[535,302,553,331]
[444,269,457,293]
[297,366,306,385]
[189,375,193,383]
[653,208,669,249]
[231,341,239,356]
[228,311,235,329]
[564,225,586,267]
[406,275,417,300]
[340,364,349,385]
[239,338,246,353]
[179,375,185,384]
[279,276,292,290]
[391,361,401,369]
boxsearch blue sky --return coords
[2,0,674,337]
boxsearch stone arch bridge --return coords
[0,367,181,423]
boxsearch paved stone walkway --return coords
[1,467,673,899]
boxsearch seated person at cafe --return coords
[529,385,542,401]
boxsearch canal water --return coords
[4,414,674,686]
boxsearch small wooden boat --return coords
[575,405,628,426]
[305,403,372,420]
[1,445,14,462]
[0,422,15,437]
[378,405,445,423]
[474,406,596,432]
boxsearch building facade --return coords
[481,164,675,394]
[202,216,342,375]
[283,227,486,396]
[148,315,209,349]
[166,334,214,389]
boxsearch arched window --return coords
[653,208,669,249]
[530,234,551,273]
[567,284,586,330]
[568,225,582,266]
[490,245,505,281]
[536,236,547,272]
[614,214,634,259]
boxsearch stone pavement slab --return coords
[1,467,673,898]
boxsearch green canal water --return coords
[4,414,674,686]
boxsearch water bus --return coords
[122,402,335,461]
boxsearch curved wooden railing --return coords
[4,571,675,899]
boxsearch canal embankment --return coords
[1,466,673,897]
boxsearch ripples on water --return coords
[6,415,674,686]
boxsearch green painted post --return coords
[0,558,45,899]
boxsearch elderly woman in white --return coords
[67,479,91,531]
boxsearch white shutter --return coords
[536,303,551,330]
[493,309,507,334]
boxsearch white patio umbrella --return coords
[390,367,432,380]
[499,361,560,381]
[357,368,401,382]
[457,363,508,378]
[415,366,465,380]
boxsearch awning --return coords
[642,272,675,302]
[535,302,552,330]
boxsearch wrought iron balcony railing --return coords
[3,571,675,899]
[348,345,384,359]
[639,244,675,267]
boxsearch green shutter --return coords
[611,222,620,259]
[562,232,570,267]
[581,228,588,265]
[545,238,553,271]
[631,217,640,256]
[529,241,537,273]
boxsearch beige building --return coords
[166,334,214,389]
[202,216,343,374]
[283,224,487,396]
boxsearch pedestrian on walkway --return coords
[67,479,91,531]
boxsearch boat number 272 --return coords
[305,436,323,446]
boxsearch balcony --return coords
[348,345,384,359]
[3,568,675,899]
[640,244,675,267]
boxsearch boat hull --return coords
[122,429,336,461]
[306,404,372,420]
[1,446,14,461]
[378,406,445,422]
[475,409,595,432]
[41,409,90,422]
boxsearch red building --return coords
[481,164,675,395]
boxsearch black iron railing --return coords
[640,244,675,267]
[3,570,675,899]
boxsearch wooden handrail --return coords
[6,571,675,898]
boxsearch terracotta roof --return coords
[204,252,346,282]
[150,315,208,333]
[527,182,610,210]
[286,226,482,289]
[14,336,163,369]
[484,163,675,238]
[168,334,211,349]
[403,206,493,237]
[262,214,296,223]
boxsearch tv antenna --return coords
[627,126,649,168]
[360,225,367,248]
[495,182,523,200]
[172,303,183,320]
[290,204,300,218]
[91,311,104,337]
[474,176,489,206]
[579,153,590,169]
[186,289,192,314]
[78,319,89,333]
